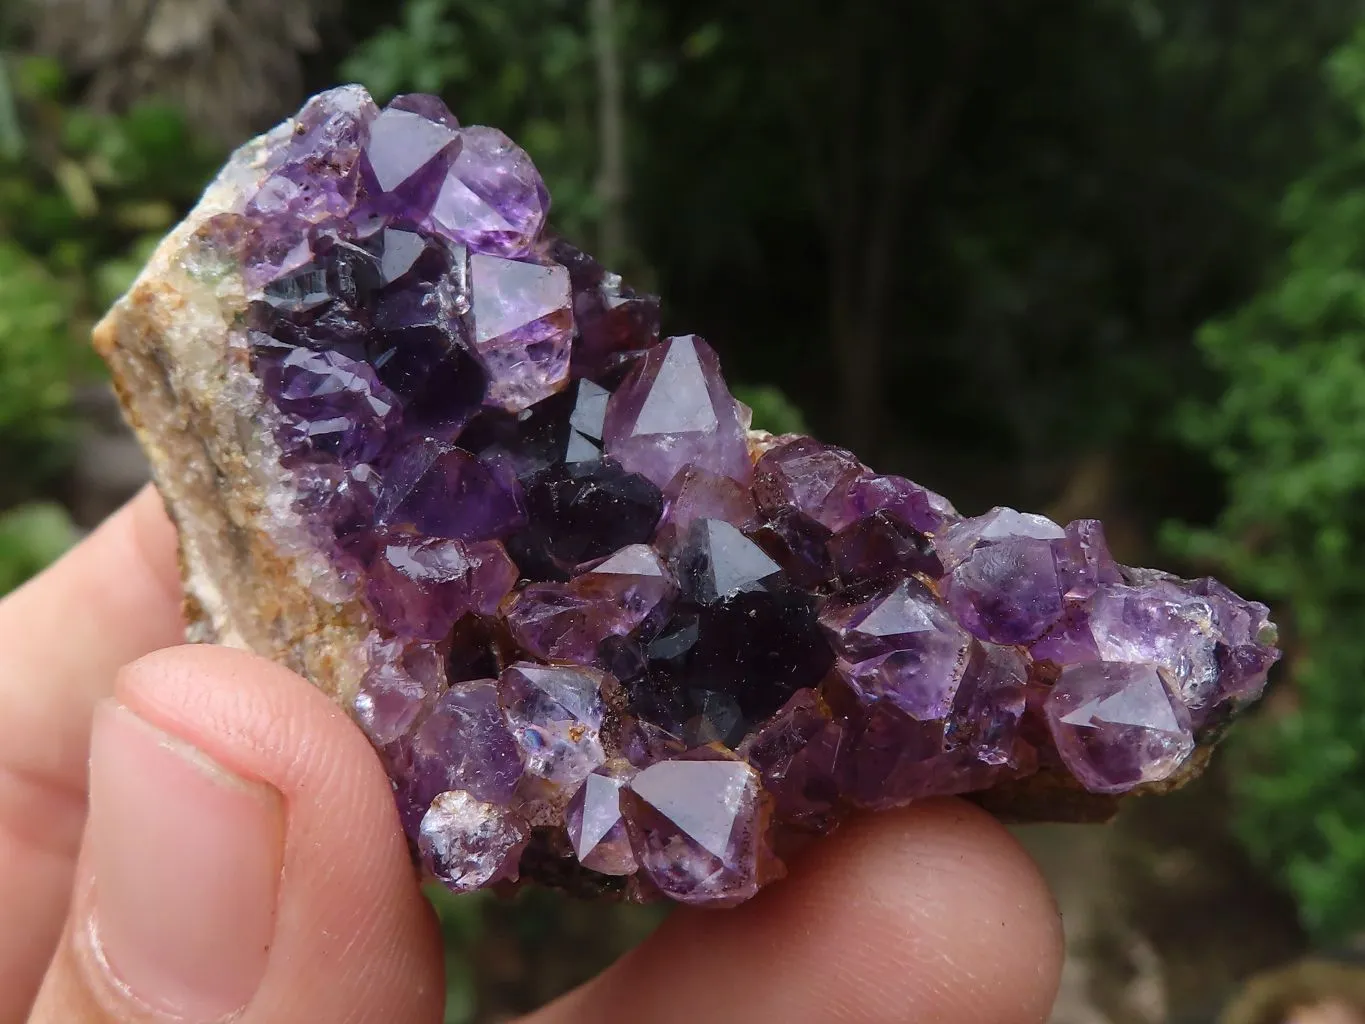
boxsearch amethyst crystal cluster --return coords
[237,87,1279,906]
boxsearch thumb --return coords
[28,645,444,1024]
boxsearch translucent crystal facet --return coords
[602,335,751,488]
[1044,662,1195,794]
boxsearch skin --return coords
[0,487,1064,1024]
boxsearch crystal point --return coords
[603,335,751,488]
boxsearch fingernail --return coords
[87,702,283,1020]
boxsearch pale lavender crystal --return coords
[936,507,1066,572]
[938,510,1113,646]
[410,682,525,806]
[352,633,444,747]
[1030,605,1101,666]
[602,335,752,488]
[469,252,573,410]
[1087,577,1274,720]
[565,762,639,875]
[429,126,549,257]
[505,585,612,664]
[375,437,525,541]
[945,642,1033,769]
[505,545,675,664]
[1055,519,1123,600]
[1044,662,1194,794]
[499,663,609,790]
[358,105,459,206]
[754,437,866,532]
[1186,577,1279,706]
[836,643,1027,807]
[387,93,459,129]
[848,472,959,535]
[624,751,773,906]
[366,537,516,640]
[586,544,677,625]
[945,537,1064,645]
[819,577,972,719]
[419,790,529,892]
[265,85,378,177]
[249,86,378,236]
[656,465,758,551]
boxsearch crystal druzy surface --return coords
[229,87,1279,906]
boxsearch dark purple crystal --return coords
[375,437,525,541]
[239,87,1280,907]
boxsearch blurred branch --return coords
[591,0,628,266]
[0,56,22,159]
[27,0,328,141]
[835,11,982,455]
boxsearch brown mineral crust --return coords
[92,132,370,706]
[972,744,1216,825]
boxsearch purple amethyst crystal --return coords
[505,544,675,665]
[357,104,460,211]
[352,633,444,747]
[375,437,525,541]
[602,335,752,488]
[623,749,775,906]
[553,239,661,381]
[230,87,1280,907]
[819,577,972,719]
[408,682,525,807]
[429,126,549,257]
[754,438,866,533]
[366,536,516,640]
[1043,662,1194,793]
[565,761,639,875]
[499,662,611,794]
[468,252,573,410]
[657,465,757,550]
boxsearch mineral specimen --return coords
[94,86,1281,907]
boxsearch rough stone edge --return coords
[92,127,368,705]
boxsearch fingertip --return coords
[90,644,444,1022]
[540,798,1062,1024]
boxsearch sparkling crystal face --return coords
[236,87,1281,905]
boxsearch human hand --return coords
[0,487,1063,1023]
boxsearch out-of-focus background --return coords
[2,1,1365,1020]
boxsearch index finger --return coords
[530,798,1064,1024]
[0,486,184,1022]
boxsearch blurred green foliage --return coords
[734,384,809,436]
[0,501,77,593]
[1176,22,1365,939]
[342,0,685,262]
[0,51,220,586]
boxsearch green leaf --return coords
[734,384,809,436]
